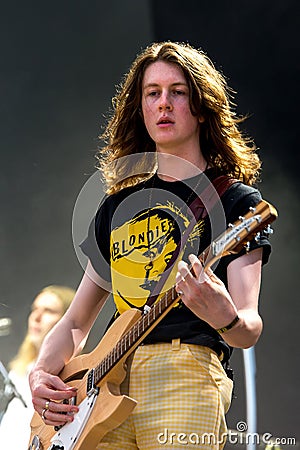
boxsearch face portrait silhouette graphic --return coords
[110,205,187,313]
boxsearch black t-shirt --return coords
[81,169,271,361]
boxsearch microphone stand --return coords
[0,360,27,424]
[242,347,257,450]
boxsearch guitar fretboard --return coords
[93,285,180,385]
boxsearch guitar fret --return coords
[127,331,131,347]
[111,350,115,366]
[133,323,138,340]
[95,366,98,382]
[129,329,134,346]
[152,304,156,320]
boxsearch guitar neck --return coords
[93,286,180,386]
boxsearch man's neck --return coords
[156,151,207,181]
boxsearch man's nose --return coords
[158,93,173,111]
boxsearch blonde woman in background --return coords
[0,285,75,449]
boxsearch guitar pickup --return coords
[86,369,99,396]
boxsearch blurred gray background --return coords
[1,0,299,444]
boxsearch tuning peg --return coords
[255,232,261,243]
[264,224,274,237]
[255,224,274,244]
[245,241,251,252]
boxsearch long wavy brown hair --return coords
[97,41,261,194]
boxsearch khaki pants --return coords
[97,341,233,449]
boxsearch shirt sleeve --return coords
[80,199,111,283]
[214,182,272,284]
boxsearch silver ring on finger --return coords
[41,408,47,421]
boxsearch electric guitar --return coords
[28,199,278,450]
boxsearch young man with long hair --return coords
[29,42,272,449]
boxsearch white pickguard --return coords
[48,392,98,450]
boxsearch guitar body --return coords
[29,308,141,450]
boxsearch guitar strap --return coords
[144,175,238,309]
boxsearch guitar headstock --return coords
[206,200,278,267]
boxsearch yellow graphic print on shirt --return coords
[110,202,204,314]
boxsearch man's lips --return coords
[157,116,174,125]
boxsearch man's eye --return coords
[174,90,184,95]
[148,91,158,96]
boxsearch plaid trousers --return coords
[97,341,233,449]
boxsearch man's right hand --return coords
[29,369,79,426]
